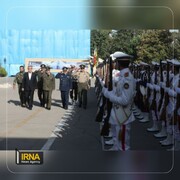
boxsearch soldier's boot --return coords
[147,121,159,132]
[154,124,167,138]
[104,138,114,146]
[139,112,150,123]
[160,133,173,146]
[167,139,180,151]
[104,131,113,139]
[174,139,180,151]
[107,137,118,151]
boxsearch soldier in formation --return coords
[35,64,46,107]
[55,67,72,110]
[13,65,25,107]
[68,65,78,105]
[42,66,55,110]
[74,64,90,109]
[95,52,180,151]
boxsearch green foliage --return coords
[91,30,112,59]
[91,29,180,63]
[0,66,7,77]
[136,30,172,63]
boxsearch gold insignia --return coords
[124,83,129,89]
[124,72,129,77]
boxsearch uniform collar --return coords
[120,68,129,76]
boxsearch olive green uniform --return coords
[13,72,25,106]
[75,71,90,108]
[42,73,55,109]
[35,70,46,106]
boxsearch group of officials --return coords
[13,64,90,110]
[95,51,180,151]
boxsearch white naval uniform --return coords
[147,72,160,127]
[175,85,180,144]
[102,68,136,150]
[166,73,179,135]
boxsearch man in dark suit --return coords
[22,65,37,110]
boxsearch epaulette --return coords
[124,72,129,77]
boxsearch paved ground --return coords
[0,77,171,151]
[0,77,67,150]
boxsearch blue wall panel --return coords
[0,29,90,75]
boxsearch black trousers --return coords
[25,90,34,108]
[18,84,25,105]
[38,88,44,106]
[70,82,78,101]
[78,89,87,108]
[61,91,69,108]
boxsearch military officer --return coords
[13,65,25,107]
[55,67,72,110]
[101,51,136,151]
[42,66,55,110]
[75,64,90,109]
[69,65,78,105]
[35,64,46,107]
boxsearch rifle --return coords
[159,62,170,121]
[171,69,180,125]
[145,65,151,112]
[150,65,158,112]
[95,60,108,122]
[100,57,113,136]
[158,60,165,112]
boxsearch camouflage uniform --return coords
[35,70,46,106]
[13,71,25,106]
[42,72,55,110]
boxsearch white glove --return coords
[100,79,105,87]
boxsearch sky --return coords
[0,0,90,30]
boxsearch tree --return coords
[136,30,172,63]
[91,29,179,63]
[91,30,112,59]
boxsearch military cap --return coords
[161,60,167,64]
[113,51,133,61]
[152,61,160,66]
[62,66,68,70]
[140,61,149,66]
[110,54,116,61]
[40,64,46,68]
[167,59,180,66]
[79,64,85,69]
[46,66,51,70]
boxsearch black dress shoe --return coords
[29,107,32,110]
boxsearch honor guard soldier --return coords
[35,64,46,107]
[147,61,160,132]
[42,66,55,110]
[138,62,150,122]
[13,65,25,107]
[154,60,168,138]
[160,59,180,147]
[102,52,136,151]
[55,67,72,110]
[76,64,90,109]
